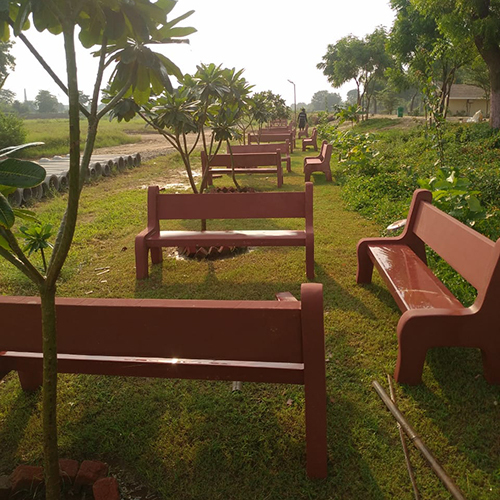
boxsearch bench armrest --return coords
[275,291,298,302]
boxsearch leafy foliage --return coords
[19,222,54,271]
[110,63,254,193]
[0,111,26,148]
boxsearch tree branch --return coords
[90,35,108,118]
[10,20,90,118]
[0,228,45,285]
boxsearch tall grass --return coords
[19,117,145,158]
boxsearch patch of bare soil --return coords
[93,132,198,162]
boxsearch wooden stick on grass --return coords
[386,374,421,500]
[372,380,467,500]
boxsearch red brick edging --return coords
[0,460,119,500]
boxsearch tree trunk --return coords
[490,85,500,129]
[41,286,60,500]
[474,26,500,128]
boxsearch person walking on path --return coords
[298,107,308,131]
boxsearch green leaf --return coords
[0,158,46,188]
[0,185,16,196]
[0,142,44,158]
[0,192,14,229]
[156,53,183,81]
[0,231,10,251]
[103,8,126,41]
[467,195,483,213]
[164,10,195,30]
[13,208,39,223]
[154,0,177,16]
[163,26,197,39]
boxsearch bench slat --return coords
[0,297,304,363]
[414,202,495,291]
[1,352,304,384]
[151,230,306,247]
[368,244,464,311]
[155,191,307,219]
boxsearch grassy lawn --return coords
[1,148,499,499]
[20,117,147,158]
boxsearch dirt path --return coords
[93,132,198,162]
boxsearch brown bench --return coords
[0,283,327,478]
[298,124,309,139]
[357,189,500,385]
[302,128,318,151]
[248,132,295,152]
[304,141,333,182]
[229,140,292,173]
[201,151,283,189]
[135,183,315,280]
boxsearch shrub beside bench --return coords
[357,189,500,385]
[0,283,327,478]
[135,183,315,280]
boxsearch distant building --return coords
[448,84,489,117]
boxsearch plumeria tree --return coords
[0,2,194,499]
[111,63,254,193]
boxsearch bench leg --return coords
[304,382,327,478]
[394,333,428,385]
[304,167,311,183]
[18,369,43,391]
[135,238,150,280]
[286,158,291,173]
[482,348,500,384]
[306,241,315,280]
[356,242,374,284]
[324,168,332,182]
[151,247,163,265]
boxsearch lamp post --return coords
[288,79,296,127]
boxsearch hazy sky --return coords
[4,0,395,107]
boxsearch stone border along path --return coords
[7,153,142,208]
[8,132,201,207]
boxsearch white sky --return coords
[4,0,395,107]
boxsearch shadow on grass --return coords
[58,372,385,500]
[0,378,39,471]
[400,348,500,476]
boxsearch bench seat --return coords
[357,189,500,385]
[368,244,464,311]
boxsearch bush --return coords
[0,112,26,149]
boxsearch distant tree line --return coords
[317,0,500,128]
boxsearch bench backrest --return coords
[319,141,332,162]
[406,189,496,292]
[0,283,322,366]
[201,151,281,169]
[148,182,313,223]
[259,126,291,134]
[228,141,290,155]
[269,119,289,127]
[258,133,292,142]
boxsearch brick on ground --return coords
[93,477,120,500]
[74,460,109,492]
[10,465,44,495]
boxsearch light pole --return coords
[288,79,296,127]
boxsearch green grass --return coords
[1,149,499,499]
[19,117,145,158]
